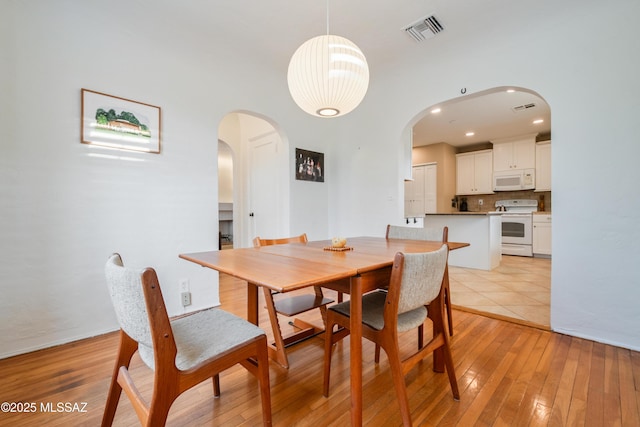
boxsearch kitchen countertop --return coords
[426,211,503,216]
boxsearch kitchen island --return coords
[425,212,502,270]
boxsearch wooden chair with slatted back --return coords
[322,245,459,427]
[102,253,272,426]
[253,233,334,368]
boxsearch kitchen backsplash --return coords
[455,190,551,212]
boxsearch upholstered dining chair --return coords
[386,224,454,336]
[253,233,335,368]
[102,253,271,427]
[322,244,459,427]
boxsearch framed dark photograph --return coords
[295,148,324,182]
[81,88,161,153]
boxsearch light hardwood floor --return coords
[1,272,638,426]
[449,255,551,329]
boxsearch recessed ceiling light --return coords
[465,131,475,137]
[533,119,544,124]
[431,107,441,114]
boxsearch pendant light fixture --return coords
[287,0,369,118]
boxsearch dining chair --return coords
[322,244,459,427]
[253,233,335,368]
[386,224,454,336]
[102,253,271,427]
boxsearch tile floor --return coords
[448,255,551,329]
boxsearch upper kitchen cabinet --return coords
[491,134,536,172]
[456,150,494,195]
[535,141,551,191]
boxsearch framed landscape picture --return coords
[295,148,324,182]
[81,88,161,153]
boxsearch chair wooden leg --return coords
[315,286,329,328]
[417,324,424,349]
[323,313,353,397]
[441,329,460,400]
[102,331,138,427]
[213,374,221,397]
[262,287,289,369]
[374,344,381,363]
[146,395,174,427]
[444,265,453,336]
[428,294,459,399]
[383,338,413,427]
[322,315,336,397]
[255,336,273,426]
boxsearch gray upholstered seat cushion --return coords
[139,308,265,371]
[329,291,427,333]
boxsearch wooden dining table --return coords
[180,236,469,426]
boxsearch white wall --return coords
[217,142,234,204]
[329,0,640,350]
[0,1,331,358]
[2,0,640,359]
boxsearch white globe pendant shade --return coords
[287,34,369,118]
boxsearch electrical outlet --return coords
[179,278,190,293]
[478,199,483,206]
[181,292,192,306]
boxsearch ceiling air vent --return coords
[512,103,537,112]
[403,14,445,42]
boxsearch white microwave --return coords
[493,169,535,191]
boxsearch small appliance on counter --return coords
[459,198,468,212]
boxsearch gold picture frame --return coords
[81,88,161,153]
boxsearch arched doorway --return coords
[218,112,291,248]
[218,140,234,249]
[406,86,552,328]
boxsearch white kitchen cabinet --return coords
[535,141,551,191]
[492,136,536,172]
[426,213,502,270]
[405,164,437,216]
[423,164,437,213]
[533,214,552,256]
[456,150,493,195]
[404,166,425,216]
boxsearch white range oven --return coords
[495,199,538,257]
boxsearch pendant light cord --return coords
[326,0,329,35]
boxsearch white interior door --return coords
[248,131,285,242]
[424,163,437,213]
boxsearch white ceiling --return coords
[148,0,553,147]
[412,87,551,147]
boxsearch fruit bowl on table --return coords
[324,237,352,251]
